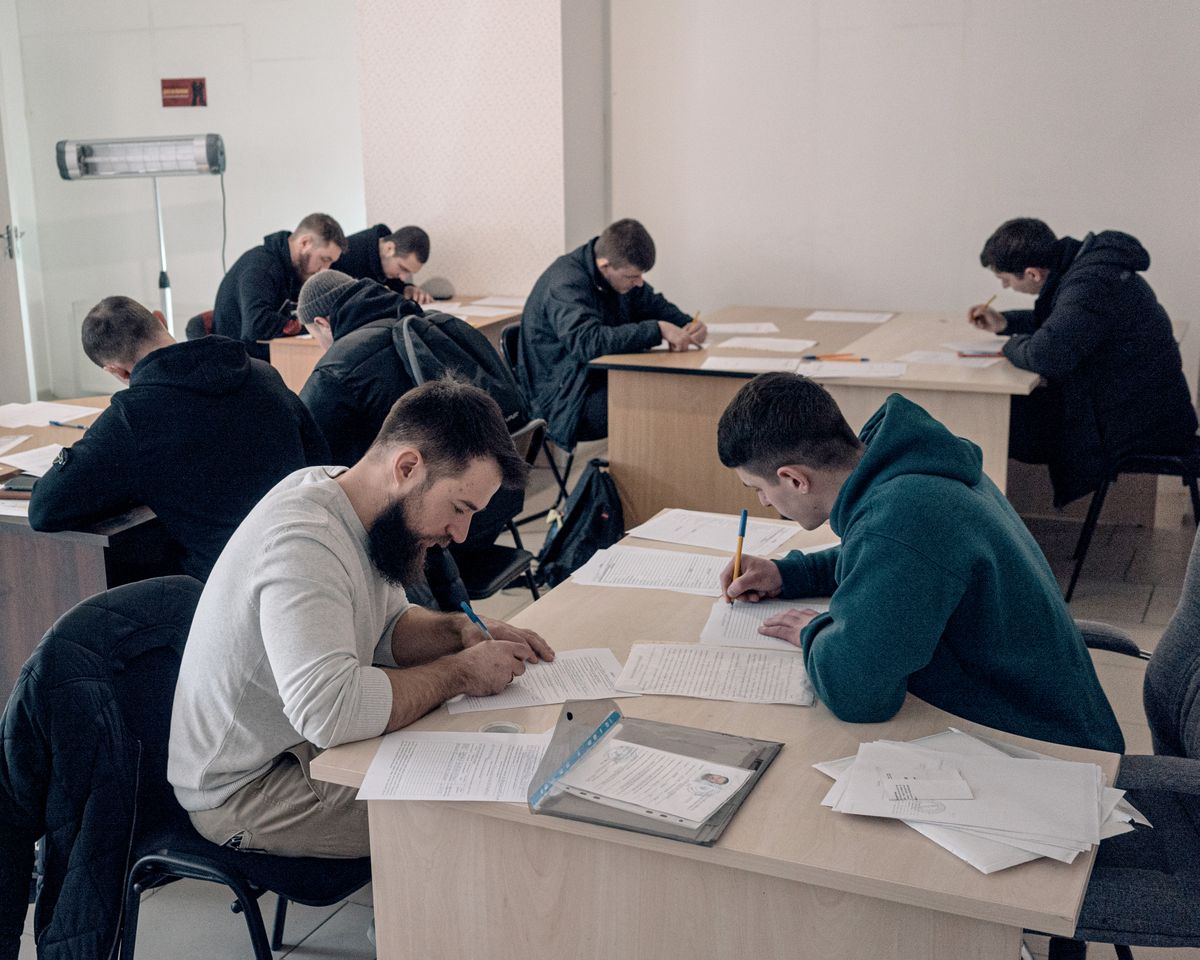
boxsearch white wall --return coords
[610,0,1200,391]
[15,0,366,397]
[355,0,567,298]
[562,0,610,249]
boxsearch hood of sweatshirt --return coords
[829,393,982,536]
[129,336,251,396]
[329,279,408,340]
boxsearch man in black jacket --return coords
[332,222,433,304]
[213,212,347,360]
[29,296,330,580]
[968,218,1197,506]
[518,218,704,449]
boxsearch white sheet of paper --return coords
[700,356,799,374]
[356,730,550,801]
[446,648,633,715]
[0,402,96,428]
[471,296,526,307]
[879,761,973,801]
[626,508,803,556]
[0,501,30,517]
[425,301,461,311]
[557,734,750,826]
[616,643,815,705]
[649,339,707,351]
[572,545,726,596]
[941,337,1008,355]
[699,598,829,651]
[716,337,817,353]
[805,310,894,324]
[796,361,907,378]
[898,350,1001,369]
[0,435,30,456]
[0,443,62,477]
[705,322,779,334]
[439,304,517,318]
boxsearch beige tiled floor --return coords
[19,463,1199,959]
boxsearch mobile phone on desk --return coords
[1,474,37,493]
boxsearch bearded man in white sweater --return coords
[168,378,554,858]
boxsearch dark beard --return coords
[366,496,427,587]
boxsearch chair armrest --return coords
[1075,619,1151,660]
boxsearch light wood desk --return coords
[0,398,167,699]
[592,305,1040,526]
[266,297,523,393]
[312,523,1115,960]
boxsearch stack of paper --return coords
[942,336,1008,357]
[816,729,1148,873]
[805,310,894,324]
[0,443,63,477]
[445,648,636,714]
[717,337,816,353]
[897,350,1002,369]
[572,545,726,595]
[0,402,95,428]
[627,508,804,555]
[616,643,815,705]
[699,598,830,651]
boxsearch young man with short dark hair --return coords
[518,218,704,448]
[333,223,433,303]
[213,212,348,359]
[717,372,1123,753]
[968,217,1196,506]
[169,378,554,858]
[29,296,329,580]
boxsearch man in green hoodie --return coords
[717,373,1123,753]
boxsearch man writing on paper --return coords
[169,379,555,858]
[518,218,705,449]
[332,223,434,304]
[967,217,1196,507]
[715,373,1123,753]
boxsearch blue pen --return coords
[800,354,869,362]
[49,421,86,430]
[459,600,496,642]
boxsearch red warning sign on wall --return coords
[161,78,207,107]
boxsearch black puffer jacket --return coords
[0,577,202,960]
[1003,232,1197,505]
[212,230,300,360]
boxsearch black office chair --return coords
[1041,538,1200,958]
[1065,437,1200,602]
[450,418,546,603]
[500,322,573,519]
[0,577,370,960]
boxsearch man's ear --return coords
[1025,267,1049,285]
[776,464,811,494]
[391,448,423,487]
[103,362,132,385]
[380,240,395,258]
[595,256,610,270]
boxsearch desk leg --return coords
[367,803,1018,960]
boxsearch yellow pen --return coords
[730,508,748,605]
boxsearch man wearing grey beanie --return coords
[297,270,360,348]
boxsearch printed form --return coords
[446,648,635,715]
[572,545,726,595]
[627,508,805,556]
[617,643,814,705]
[700,598,830,651]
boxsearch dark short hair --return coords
[979,218,1058,274]
[595,218,656,271]
[384,225,430,262]
[293,212,347,252]
[370,378,528,490]
[81,296,166,366]
[717,373,862,478]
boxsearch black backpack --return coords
[535,459,625,587]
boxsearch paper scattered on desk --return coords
[446,648,634,714]
[425,301,461,311]
[699,598,829,651]
[815,728,1141,873]
[616,643,815,705]
[572,545,726,596]
[899,350,1002,369]
[942,336,1008,356]
[437,303,517,319]
[796,361,907,378]
[0,501,30,517]
[356,730,550,802]
[0,402,96,428]
[717,337,817,353]
[0,443,62,477]
[471,296,526,308]
[627,508,802,555]
[701,356,801,374]
[0,435,30,456]
[705,322,779,334]
[805,310,894,324]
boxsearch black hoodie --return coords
[332,223,407,294]
[212,230,300,360]
[29,337,330,580]
[1002,231,1197,505]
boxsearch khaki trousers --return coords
[188,742,370,859]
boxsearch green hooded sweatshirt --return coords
[776,394,1124,753]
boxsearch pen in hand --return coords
[459,600,496,642]
[730,508,748,606]
[49,421,87,430]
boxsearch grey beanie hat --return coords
[297,269,356,326]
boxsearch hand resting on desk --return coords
[757,607,822,646]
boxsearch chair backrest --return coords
[1144,531,1200,758]
[500,322,521,380]
[511,417,546,468]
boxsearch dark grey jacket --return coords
[1003,232,1197,505]
[518,239,690,448]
